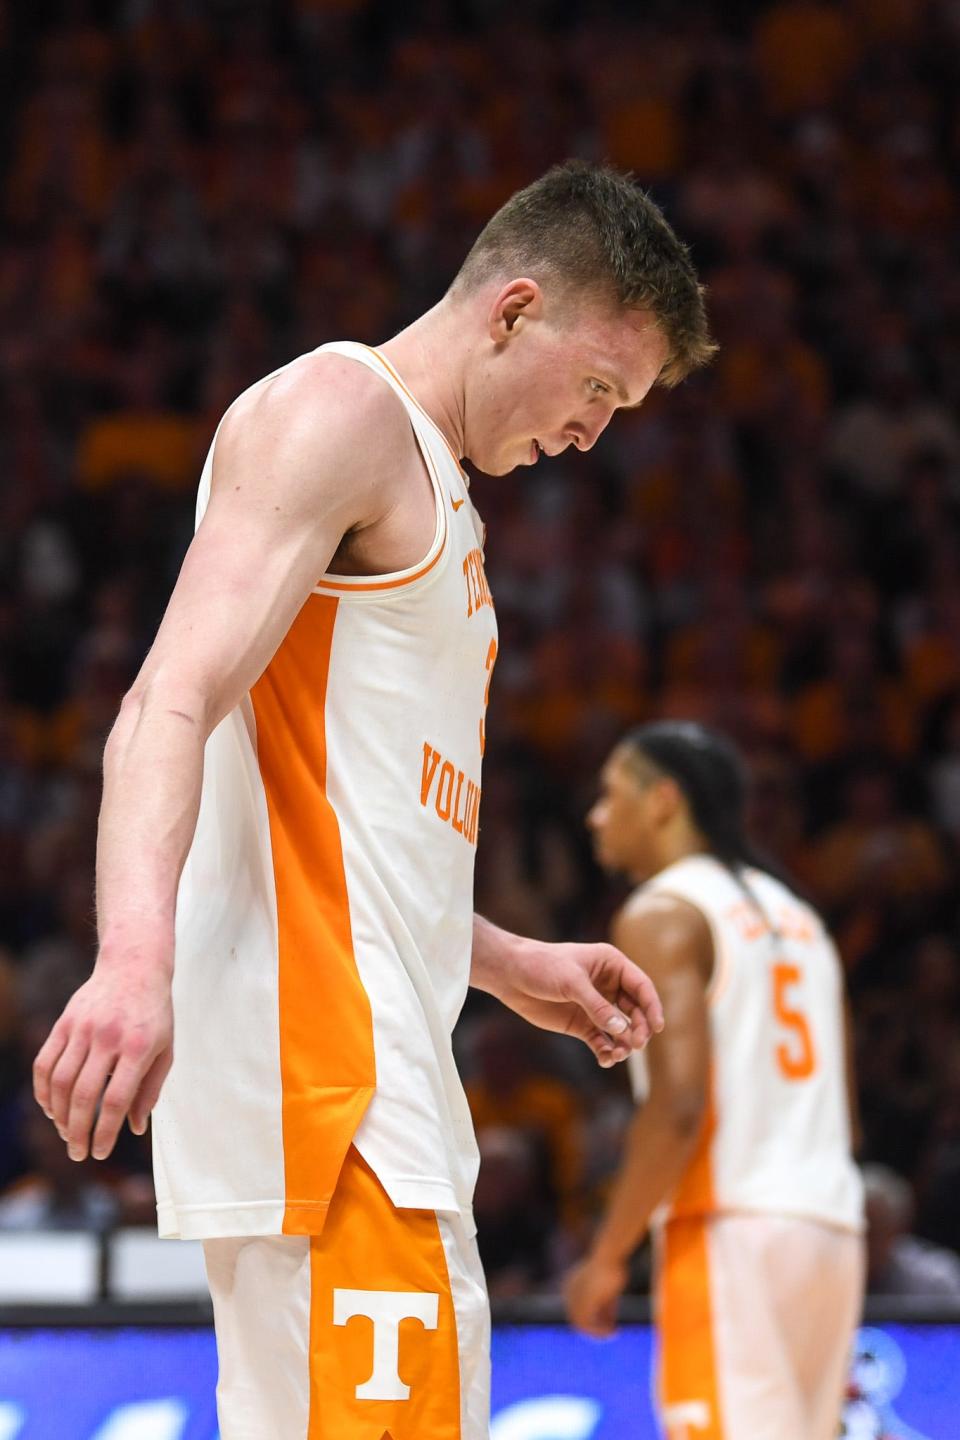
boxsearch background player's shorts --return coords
[203,1145,491,1439]
[654,1211,864,1440]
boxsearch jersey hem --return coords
[378,1175,464,1211]
[157,1198,287,1241]
[156,1175,473,1241]
[656,1202,865,1236]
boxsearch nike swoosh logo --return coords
[451,495,465,511]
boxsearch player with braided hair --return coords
[565,721,864,1440]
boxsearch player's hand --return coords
[33,959,173,1163]
[564,1253,628,1338]
[494,940,664,1067]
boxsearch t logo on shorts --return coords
[663,1401,711,1438]
[332,1288,440,1400]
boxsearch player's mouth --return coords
[529,439,542,464]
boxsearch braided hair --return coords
[622,720,778,926]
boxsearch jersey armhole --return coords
[311,346,448,598]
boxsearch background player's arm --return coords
[471,913,665,1065]
[33,358,401,1163]
[564,894,712,1336]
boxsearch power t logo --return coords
[332,1288,440,1401]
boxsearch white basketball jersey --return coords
[632,855,863,1233]
[153,343,497,1240]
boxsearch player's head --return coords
[587,721,755,882]
[448,161,716,475]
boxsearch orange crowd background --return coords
[0,0,959,1296]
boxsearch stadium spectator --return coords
[864,1164,960,1298]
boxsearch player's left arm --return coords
[564,894,712,1337]
[470,913,664,1068]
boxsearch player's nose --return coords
[566,409,613,452]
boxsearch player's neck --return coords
[378,303,467,459]
[652,831,705,877]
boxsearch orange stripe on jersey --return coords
[657,1217,725,1439]
[251,595,375,1234]
[669,1067,717,1218]
[308,1146,461,1439]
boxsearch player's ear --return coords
[653,776,684,824]
[488,279,543,342]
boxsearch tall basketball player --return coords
[33,163,714,1438]
[565,722,864,1440]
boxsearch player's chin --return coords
[478,453,517,477]
[500,450,531,476]
[487,442,535,476]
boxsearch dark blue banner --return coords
[0,1323,954,1437]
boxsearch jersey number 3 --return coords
[772,962,816,1080]
[479,638,497,757]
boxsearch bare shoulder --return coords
[212,350,411,525]
[612,890,713,975]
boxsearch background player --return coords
[565,721,864,1440]
[32,165,713,1439]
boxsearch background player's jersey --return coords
[631,855,864,1233]
[153,343,497,1241]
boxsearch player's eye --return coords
[588,378,610,395]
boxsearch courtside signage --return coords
[0,1325,952,1437]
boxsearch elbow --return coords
[666,1089,707,1142]
[124,673,211,729]
[116,683,147,726]
[104,680,209,769]
[103,687,146,765]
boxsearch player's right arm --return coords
[33,356,400,1164]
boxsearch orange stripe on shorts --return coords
[656,1216,724,1440]
[308,1147,462,1439]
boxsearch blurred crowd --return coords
[1,0,959,1298]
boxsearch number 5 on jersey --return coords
[772,962,816,1080]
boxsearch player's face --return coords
[466,288,669,476]
[587,747,664,881]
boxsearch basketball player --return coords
[565,722,864,1440]
[32,163,714,1438]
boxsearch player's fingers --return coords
[616,960,664,1035]
[65,1046,119,1162]
[595,1297,619,1337]
[576,1304,616,1340]
[86,1054,145,1161]
[125,1048,172,1141]
[583,1027,631,1068]
[47,1031,91,1137]
[558,1000,631,1066]
[564,965,638,1045]
[562,1279,588,1333]
[617,988,656,1049]
[33,1022,70,1119]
